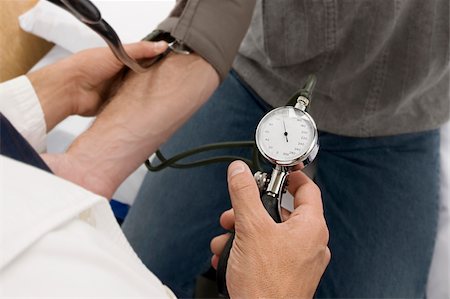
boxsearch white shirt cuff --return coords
[0,75,47,153]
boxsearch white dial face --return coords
[256,107,315,164]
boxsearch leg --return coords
[426,122,450,298]
[121,71,269,297]
[315,130,440,298]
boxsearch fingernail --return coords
[229,161,246,178]
[155,41,167,50]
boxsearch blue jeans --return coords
[122,71,440,298]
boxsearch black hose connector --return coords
[286,74,317,106]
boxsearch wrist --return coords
[42,150,116,199]
[64,99,155,198]
[64,123,129,198]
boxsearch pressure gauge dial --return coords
[255,106,318,166]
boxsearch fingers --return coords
[227,161,269,227]
[286,170,311,196]
[324,246,332,266]
[211,254,219,270]
[210,233,232,256]
[291,162,304,171]
[287,170,323,215]
[280,207,291,222]
[210,232,232,270]
[123,41,168,60]
[219,209,235,230]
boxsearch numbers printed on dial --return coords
[257,107,314,163]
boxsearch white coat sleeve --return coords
[0,75,46,152]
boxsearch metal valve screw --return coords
[254,171,269,192]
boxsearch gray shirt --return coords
[159,0,449,137]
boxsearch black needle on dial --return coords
[282,119,289,142]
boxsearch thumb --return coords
[227,161,269,229]
[103,41,168,70]
[123,41,168,60]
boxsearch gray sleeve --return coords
[156,0,256,81]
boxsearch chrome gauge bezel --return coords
[255,106,319,167]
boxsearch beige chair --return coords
[0,0,53,82]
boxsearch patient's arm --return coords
[43,53,219,198]
[42,0,256,197]
[28,41,167,131]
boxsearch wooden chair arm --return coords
[0,0,54,82]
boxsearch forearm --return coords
[64,53,219,197]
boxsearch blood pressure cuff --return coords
[155,0,256,81]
